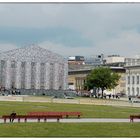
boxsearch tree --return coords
[85,67,120,97]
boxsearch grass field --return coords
[0,101,140,137]
[1,122,140,137]
[0,101,139,118]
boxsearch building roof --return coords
[68,64,96,71]
[124,65,140,69]
[0,44,66,63]
[68,64,125,73]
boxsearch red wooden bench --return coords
[130,115,140,122]
[2,115,62,123]
[28,112,82,118]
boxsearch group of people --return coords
[90,93,120,99]
[0,87,21,96]
[10,90,21,95]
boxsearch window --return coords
[128,87,130,95]
[132,87,135,96]
[68,83,74,85]
[132,76,135,84]
[128,76,130,84]
[137,75,139,84]
[137,87,139,96]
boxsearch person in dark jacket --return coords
[10,111,16,122]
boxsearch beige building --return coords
[68,65,126,94]
[68,70,87,90]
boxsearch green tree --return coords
[85,67,120,97]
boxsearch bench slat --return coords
[27,112,82,118]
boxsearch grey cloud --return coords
[96,29,140,57]
[0,4,140,56]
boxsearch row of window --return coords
[127,75,140,85]
[75,78,86,90]
[127,87,140,96]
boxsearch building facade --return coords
[125,65,140,97]
[125,57,140,97]
[0,45,68,90]
[103,55,125,67]
[68,65,126,94]
[85,54,104,66]
[68,70,87,90]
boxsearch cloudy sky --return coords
[0,3,140,57]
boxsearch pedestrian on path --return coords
[128,96,132,103]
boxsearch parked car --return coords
[116,93,126,97]
[132,98,140,103]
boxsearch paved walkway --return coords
[1,118,140,123]
[1,95,140,107]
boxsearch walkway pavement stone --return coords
[0,118,140,123]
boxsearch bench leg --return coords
[66,115,68,118]
[10,118,12,123]
[25,118,27,122]
[38,118,40,122]
[4,118,6,123]
[57,118,59,122]
[44,118,47,122]
[130,118,133,123]
[18,118,20,123]
[78,115,80,119]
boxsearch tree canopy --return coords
[85,67,120,96]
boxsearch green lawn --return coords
[0,122,140,137]
[0,101,139,118]
[0,101,140,137]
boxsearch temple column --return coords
[44,63,51,89]
[53,63,60,90]
[62,62,68,90]
[5,60,11,89]
[35,62,41,89]
[25,62,31,89]
[15,61,21,89]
